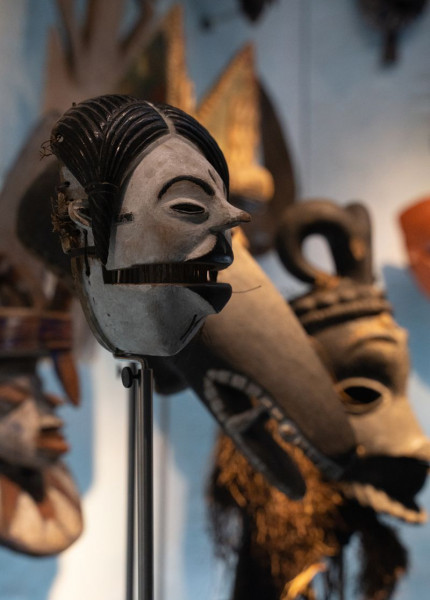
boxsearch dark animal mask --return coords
[149,231,358,498]
[277,199,430,522]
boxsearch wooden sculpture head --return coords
[278,199,430,523]
[0,257,82,555]
[0,377,67,470]
[51,95,249,357]
[0,376,83,556]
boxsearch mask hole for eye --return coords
[170,202,206,215]
[212,382,255,416]
[337,378,386,415]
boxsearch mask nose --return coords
[211,204,251,233]
[408,437,430,463]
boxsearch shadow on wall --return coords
[158,389,221,600]
[383,265,430,388]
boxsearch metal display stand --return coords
[121,358,154,600]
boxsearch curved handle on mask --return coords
[68,199,92,231]
[275,199,373,285]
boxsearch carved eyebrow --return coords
[157,176,215,199]
[350,334,397,352]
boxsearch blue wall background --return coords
[0,1,429,598]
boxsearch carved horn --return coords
[275,199,373,285]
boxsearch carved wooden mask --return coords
[0,258,82,555]
[51,95,249,357]
[278,199,430,523]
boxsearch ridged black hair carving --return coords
[157,103,229,191]
[50,95,229,264]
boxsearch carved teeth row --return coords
[103,263,218,285]
[340,481,427,524]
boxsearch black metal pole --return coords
[125,363,137,600]
[137,363,154,600]
[156,396,170,600]
[120,358,154,600]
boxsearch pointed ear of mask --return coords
[68,198,92,230]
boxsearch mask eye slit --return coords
[336,378,387,415]
[170,202,206,215]
[341,386,381,405]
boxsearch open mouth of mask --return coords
[340,455,429,523]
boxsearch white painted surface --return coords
[0,0,429,598]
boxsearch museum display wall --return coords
[0,0,429,599]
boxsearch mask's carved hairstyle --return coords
[50,95,229,264]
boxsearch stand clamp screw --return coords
[121,367,139,389]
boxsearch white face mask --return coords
[66,136,249,357]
